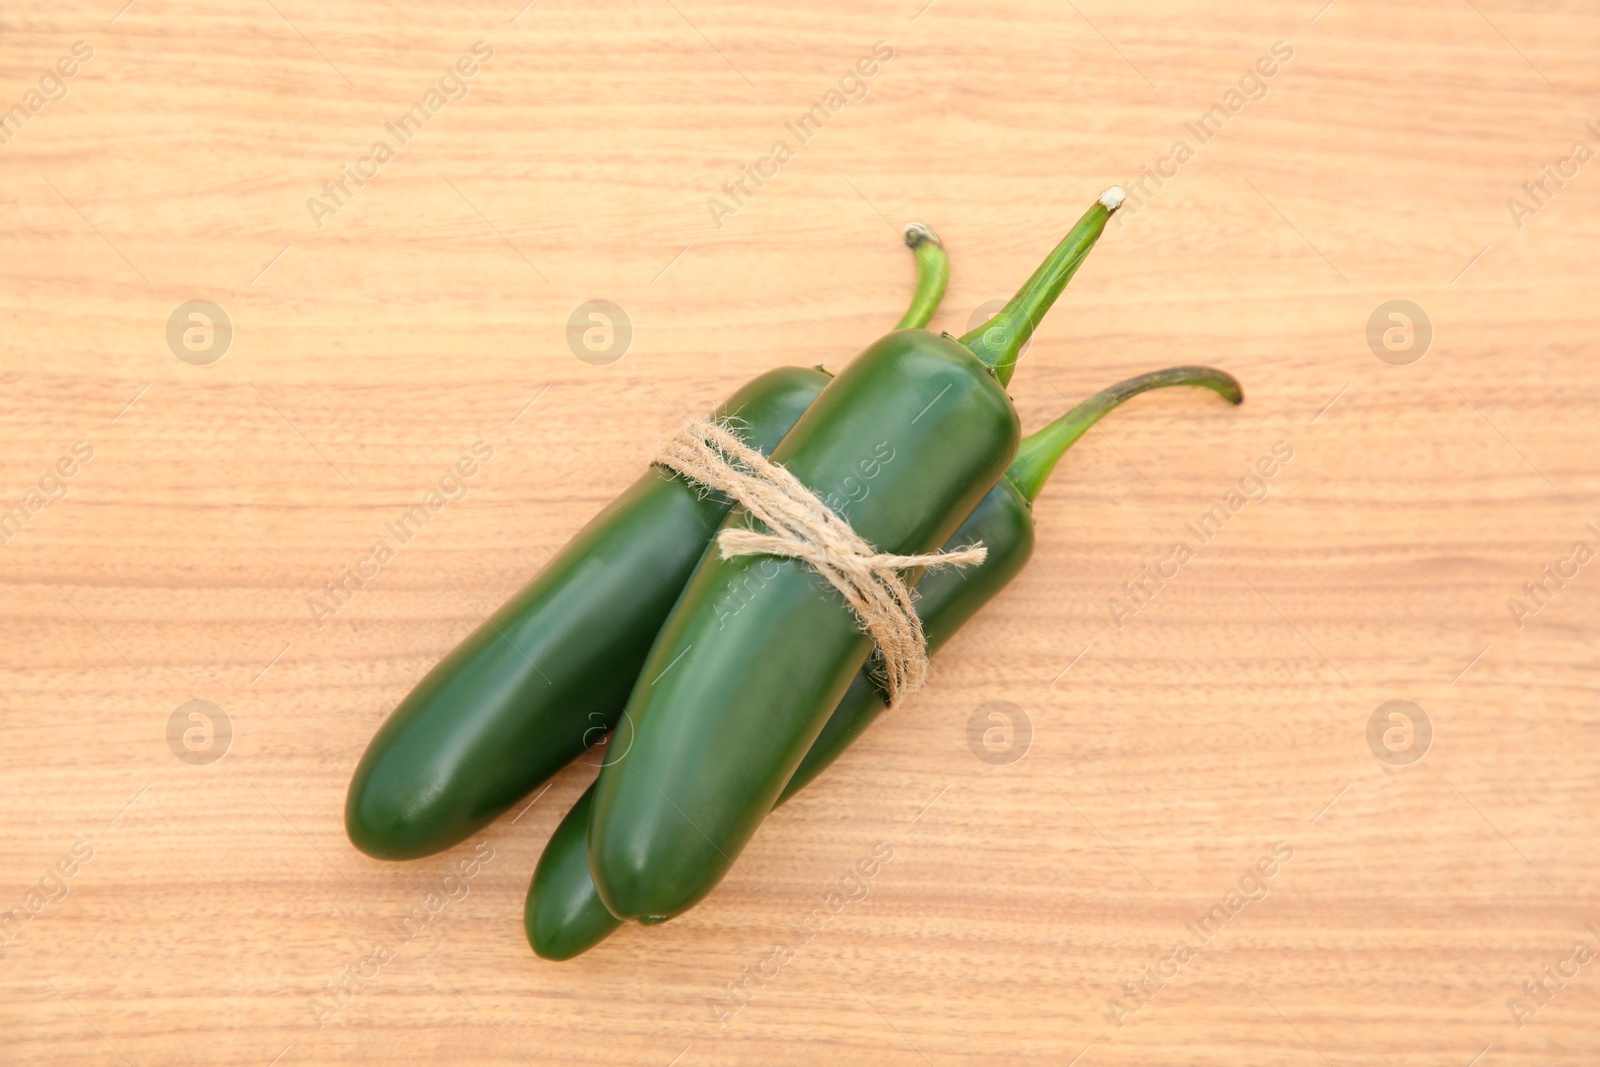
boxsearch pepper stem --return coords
[895,223,949,330]
[1006,365,1244,504]
[957,188,1125,387]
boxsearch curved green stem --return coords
[1006,365,1244,504]
[894,223,949,330]
[956,189,1125,387]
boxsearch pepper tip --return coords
[903,222,941,248]
[1098,187,1126,212]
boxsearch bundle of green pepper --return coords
[345,189,1243,958]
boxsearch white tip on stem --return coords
[1099,186,1126,212]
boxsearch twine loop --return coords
[656,418,985,707]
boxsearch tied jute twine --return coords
[656,418,987,708]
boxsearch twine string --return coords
[656,417,985,707]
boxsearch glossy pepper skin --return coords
[587,191,1125,923]
[777,477,1034,800]
[527,481,1029,959]
[527,366,1244,958]
[785,365,1246,797]
[346,366,829,859]
[345,227,950,861]
[588,329,1022,922]
[525,785,605,961]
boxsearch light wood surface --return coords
[3,0,1598,1064]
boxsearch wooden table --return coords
[3,0,1597,1063]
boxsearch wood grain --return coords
[3,0,1598,1064]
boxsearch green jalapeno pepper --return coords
[345,229,949,860]
[784,366,1243,798]
[588,191,1126,923]
[527,366,1243,958]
